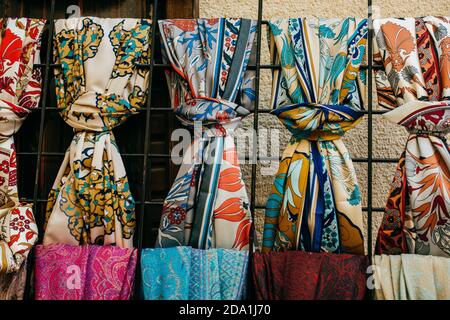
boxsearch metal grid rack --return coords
[7,0,390,299]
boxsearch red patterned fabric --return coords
[34,244,137,300]
[0,17,45,300]
[253,251,368,300]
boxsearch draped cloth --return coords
[34,244,137,300]
[141,18,255,301]
[141,247,248,300]
[253,18,368,301]
[43,18,151,248]
[156,18,256,250]
[253,251,368,300]
[374,17,450,257]
[374,254,450,300]
[262,18,368,255]
[0,18,45,299]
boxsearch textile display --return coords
[374,254,450,300]
[0,17,45,299]
[253,250,368,300]
[262,17,368,254]
[34,243,137,300]
[374,17,450,257]
[155,18,256,250]
[141,246,248,300]
[43,17,152,248]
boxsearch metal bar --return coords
[367,0,374,259]
[24,0,56,301]
[40,62,383,70]
[16,151,399,163]
[253,204,385,212]
[367,0,375,300]
[19,198,166,205]
[247,0,264,301]
[242,155,399,163]
[34,103,388,114]
[16,151,173,158]
[106,107,389,115]
[133,0,159,300]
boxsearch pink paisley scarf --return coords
[34,244,137,300]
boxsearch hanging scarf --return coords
[140,18,255,301]
[374,17,450,257]
[141,247,248,300]
[155,18,256,250]
[253,250,368,300]
[34,244,137,300]
[0,18,45,300]
[262,18,368,254]
[374,254,450,300]
[43,17,151,248]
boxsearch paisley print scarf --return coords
[34,244,137,300]
[262,18,368,254]
[0,18,45,300]
[374,17,450,257]
[43,18,151,248]
[141,247,248,300]
[253,250,368,300]
[156,18,256,250]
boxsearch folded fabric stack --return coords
[35,244,137,300]
[141,247,248,300]
[374,254,450,300]
[253,251,368,300]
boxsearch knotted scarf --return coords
[374,17,450,257]
[253,17,368,301]
[0,18,45,300]
[43,17,151,248]
[262,18,368,254]
[156,18,256,250]
[139,18,255,301]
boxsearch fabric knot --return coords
[383,101,450,136]
[175,97,250,136]
[272,103,364,141]
[0,99,30,142]
[60,91,140,133]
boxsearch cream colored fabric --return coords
[43,18,151,248]
[374,254,450,300]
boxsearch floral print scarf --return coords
[0,18,45,300]
[43,18,151,248]
[140,18,255,301]
[156,18,256,250]
[262,18,368,254]
[374,17,450,257]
